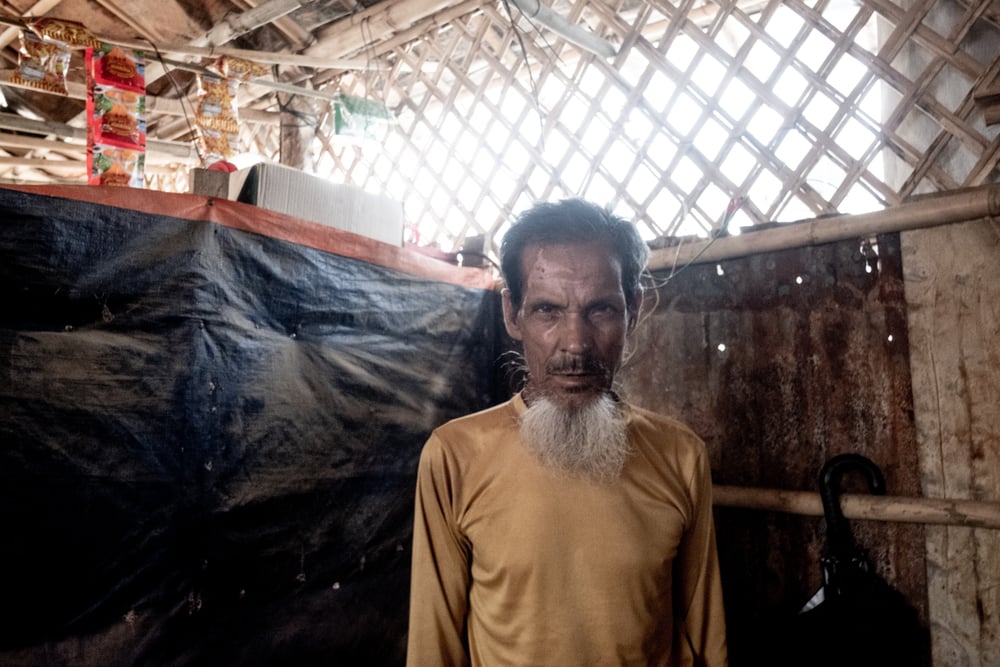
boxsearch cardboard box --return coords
[205,163,405,247]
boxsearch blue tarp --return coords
[0,187,500,666]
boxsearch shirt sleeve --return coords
[406,432,472,667]
[671,447,729,667]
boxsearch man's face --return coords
[502,241,640,409]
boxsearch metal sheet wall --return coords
[620,233,929,665]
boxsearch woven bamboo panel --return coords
[263,0,998,258]
[129,0,1000,252]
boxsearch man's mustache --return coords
[546,355,609,375]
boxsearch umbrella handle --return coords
[819,453,886,558]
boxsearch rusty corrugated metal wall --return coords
[619,232,928,664]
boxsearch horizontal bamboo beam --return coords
[713,484,1000,529]
[0,156,186,178]
[0,70,281,125]
[306,0,465,61]
[650,183,1000,271]
[0,112,198,161]
[0,14,375,71]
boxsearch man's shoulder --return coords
[625,401,707,461]
[429,398,519,446]
[439,397,516,427]
[626,402,700,438]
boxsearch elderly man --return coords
[407,199,727,666]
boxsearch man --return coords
[407,199,727,666]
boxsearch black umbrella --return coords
[772,454,928,667]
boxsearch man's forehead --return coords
[519,241,625,294]
[520,240,621,269]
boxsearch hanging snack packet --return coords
[88,143,145,187]
[196,70,239,131]
[197,127,241,162]
[195,67,240,162]
[89,84,147,148]
[28,17,102,48]
[90,44,146,93]
[219,56,269,82]
[86,45,147,188]
[9,31,70,95]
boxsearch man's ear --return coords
[627,287,644,333]
[501,288,524,341]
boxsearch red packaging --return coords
[89,44,146,93]
[88,84,146,148]
[88,143,145,187]
[86,45,147,188]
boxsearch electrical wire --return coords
[137,38,209,167]
[498,0,546,142]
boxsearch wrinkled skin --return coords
[502,241,641,409]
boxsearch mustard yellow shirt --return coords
[407,394,727,666]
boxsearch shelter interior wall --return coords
[618,232,929,664]
[4,184,997,665]
[620,219,1000,665]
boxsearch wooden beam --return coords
[189,0,302,48]
[231,0,313,49]
[714,485,1000,529]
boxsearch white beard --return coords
[519,393,630,482]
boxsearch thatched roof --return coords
[1,0,998,256]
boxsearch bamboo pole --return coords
[507,0,617,58]
[0,12,376,71]
[713,485,1000,529]
[305,0,464,61]
[107,37,378,71]
[188,0,302,49]
[649,184,1000,272]
[0,70,281,125]
[0,0,64,50]
[0,112,198,160]
[0,156,182,176]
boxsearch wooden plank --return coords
[902,219,1000,665]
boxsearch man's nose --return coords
[561,312,594,352]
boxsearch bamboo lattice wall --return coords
[228,0,1000,259]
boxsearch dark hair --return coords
[499,198,649,309]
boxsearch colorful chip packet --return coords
[86,44,147,188]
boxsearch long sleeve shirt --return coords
[407,393,727,666]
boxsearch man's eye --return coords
[589,304,617,318]
[529,304,560,320]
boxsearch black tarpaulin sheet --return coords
[0,187,499,666]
